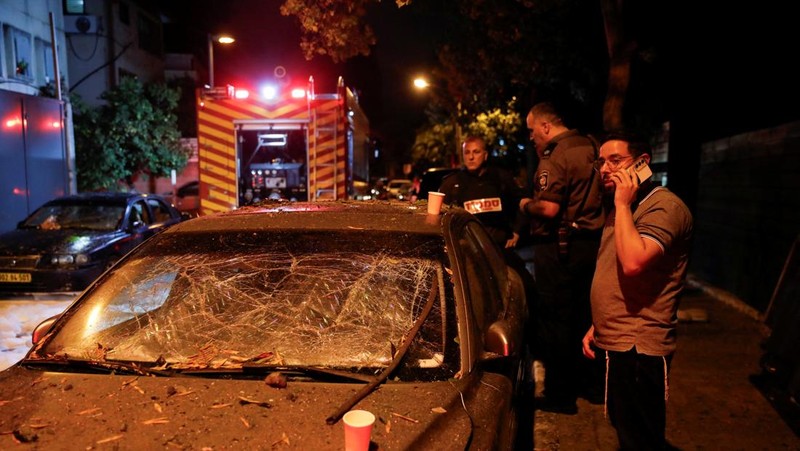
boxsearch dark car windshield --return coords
[38,230,458,380]
[22,204,126,231]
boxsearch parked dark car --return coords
[0,192,186,294]
[418,167,458,200]
[2,201,531,449]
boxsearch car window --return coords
[129,200,150,226]
[458,221,506,331]
[23,204,125,231]
[40,230,459,380]
[146,198,173,223]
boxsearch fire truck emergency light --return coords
[234,89,250,99]
[291,88,306,99]
[261,85,278,100]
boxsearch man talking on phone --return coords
[582,132,693,450]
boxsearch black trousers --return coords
[606,348,673,450]
[531,238,602,404]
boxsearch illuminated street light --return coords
[413,77,430,90]
[207,34,235,88]
[412,76,462,165]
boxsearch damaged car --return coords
[0,201,530,449]
[0,192,186,294]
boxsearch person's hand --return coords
[505,232,520,248]
[519,198,533,212]
[610,166,640,208]
[582,325,596,359]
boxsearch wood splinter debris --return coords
[271,432,290,447]
[96,434,124,444]
[142,417,169,425]
[391,412,420,423]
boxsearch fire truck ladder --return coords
[309,92,340,200]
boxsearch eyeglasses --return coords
[593,155,633,172]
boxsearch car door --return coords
[145,198,178,228]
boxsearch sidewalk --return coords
[531,277,800,450]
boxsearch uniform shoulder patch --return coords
[537,170,550,191]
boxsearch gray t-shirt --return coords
[590,186,693,356]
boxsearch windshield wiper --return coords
[174,364,377,383]
[22,357,171,377]
[326,273,441,425]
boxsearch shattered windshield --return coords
[22,204,125,231]
[38,230,458,379]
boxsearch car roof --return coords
[168,200,464,235]
[43,192,160,205]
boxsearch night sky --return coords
[161,0,440,168]
[161,1,800,167]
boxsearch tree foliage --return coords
[73,77,191,191]
[281,0,668,167]
[412,99,522,170]
[464,99,523,162]
[279,0,378,62]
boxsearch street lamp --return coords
[413,76,463,166]
[207,34,235,88]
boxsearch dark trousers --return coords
[607,348,673,450]
[531,238,602,404]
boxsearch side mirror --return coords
[32,315,60,345]
[180,212,192,221]
[483,319,517,357]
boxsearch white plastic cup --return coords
[427,191,446,215]
[343,409,375,451]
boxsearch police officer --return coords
[519,101,604,414]
[438,135,524,248]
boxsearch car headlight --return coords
[52,255,73,265]
[50,254,89,266]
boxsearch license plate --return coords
[265,177,287,188]
[0,272,32,283]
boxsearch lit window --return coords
[64,0,85,14]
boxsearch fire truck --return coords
[195,76,369,215]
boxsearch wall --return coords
[0,90,68,232]
[690,121,800,312]
[68,0,165,107]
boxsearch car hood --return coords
[0,366,512,450]
[0,229,123,256]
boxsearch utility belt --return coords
[530,226,601,248]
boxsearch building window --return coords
[36,38,55,85]
[5,27,33,80]
[137,12,162,56]
[119,2,130,25]
[63,0,85,15]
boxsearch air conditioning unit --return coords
[64,15,99,34]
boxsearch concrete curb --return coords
[685,273,763,323]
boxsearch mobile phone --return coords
[628,156,652,183]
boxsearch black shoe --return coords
[535,398,578,415]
